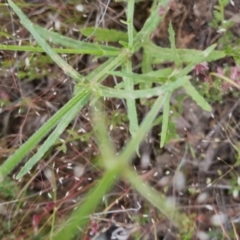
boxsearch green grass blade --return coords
[122,62,139,138]
[140,48,154,104]
[116,0,138,140]
[16,92,89,179]
[110,68,173,86]
[86,54,127,84]
[120,94,167,164]
[92,102,116,169]
[176,44,218,78]
[142,48,153,75]
[160,92,171,147]
[127,0,135,48]
[133,0,169,51]
[146,42,226,63]
[0,44,118,56]
[184,81,212,112]
[53,168,119,240]
[7,0,85,83]
[168,22,181,66]
[99,76,190,99]
[0,88,90,180]
[80,27,128,43]
[0,53,127,180]
[35,25,120,56]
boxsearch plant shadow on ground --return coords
[1,0,240,239]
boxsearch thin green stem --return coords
[50,172,57,240]
[133,0,169,51]
[53,168,119,239]
[120,94,167,163]
[123,60,139,138]
[127,0,135,49]
[0,44,120,56]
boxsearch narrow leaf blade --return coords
[184,81,212,112]
[160,92,171,147]
[80,27,128,42]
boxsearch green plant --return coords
[0,0,228,239]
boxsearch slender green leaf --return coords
[92,102,116,169]
[35,25,121,56]
[110,68,173,86]
[0,88,90,180]
[142,49,153,75]
[175,44,218,79]
[168,22,181,66]
[126,0,135,48]
[0,44,118,56]
[86,55,126,84]
[99,76,190,99]
[140,48,154,103]
[120,0,139,141]
[119,94,167,167]
[145,42,226,63]
[160,92,171,147]
[133,0,169,51]
[122,62,139,137]
[184,81,212,112]
[80,27,128,42]
[16,92,89,179]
